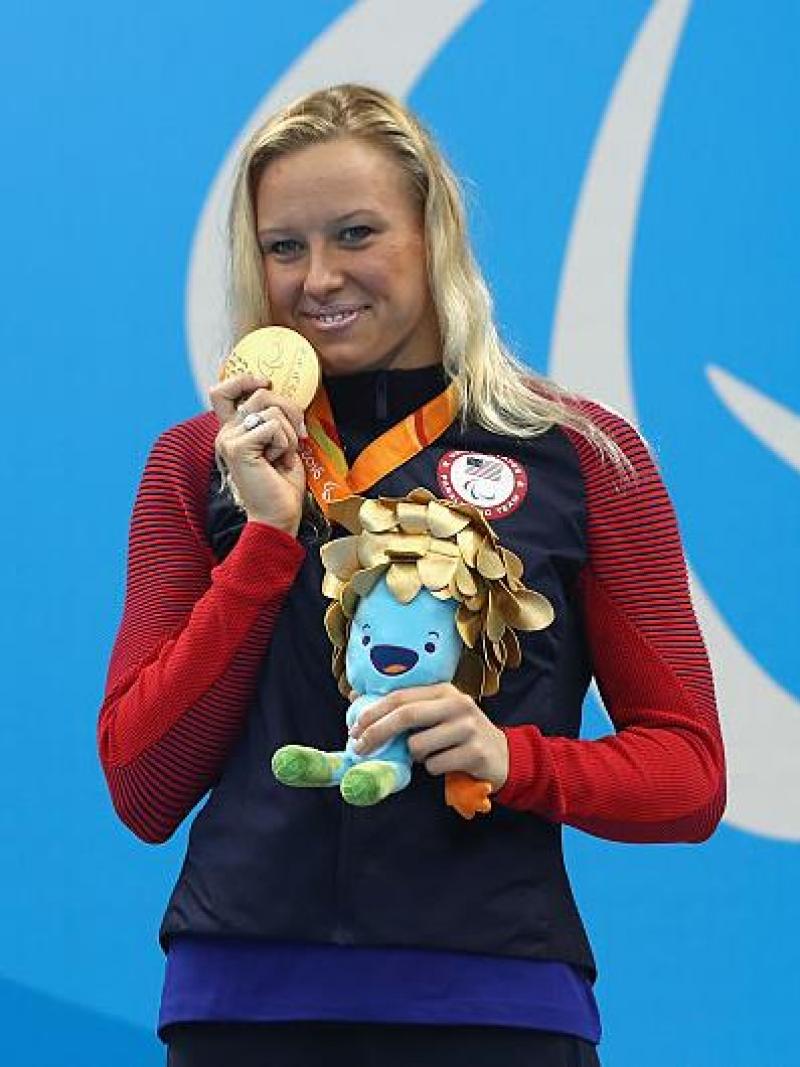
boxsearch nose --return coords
[303,239,344,302]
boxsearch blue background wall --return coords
[2,2,797,1064]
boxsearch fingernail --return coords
[299,421,309,439]
[353,737,365,751]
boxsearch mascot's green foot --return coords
[340,761,399,807]
[272,745,342,787]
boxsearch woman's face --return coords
[255,136,441,377]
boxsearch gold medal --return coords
[220,326,321,410]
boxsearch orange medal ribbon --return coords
[300,379,494,819]
[299,381,460,513]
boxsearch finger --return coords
[273,448,307,480]
[209,373,273,424]
[352,698,459,756]
[226,415,293,465]
[266,407,299,454]
[260,412,298,463]
[235,389,307,439]
[230,406,298,451]
[425,745,482,778]
[264,426,292,462]
[352,684,463,735]
[406,721,471,762]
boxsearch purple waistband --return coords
[158,937,601,1044]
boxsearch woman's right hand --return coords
[210,372,308,538]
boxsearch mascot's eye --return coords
[424,641,436,654]
[362,635,371,647]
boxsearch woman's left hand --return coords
[349,684,509,793]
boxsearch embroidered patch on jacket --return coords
[437,451,528,519]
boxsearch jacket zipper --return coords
[375,370,389,421]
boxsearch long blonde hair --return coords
[228,83,629,469]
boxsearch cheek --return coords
[369,261,430,319]
[263,264,296,318]
[354,259,392,301]
[366,237,427,300]
[393,244,432,313]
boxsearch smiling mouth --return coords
[370,644,419,676]
[304,307,369,331]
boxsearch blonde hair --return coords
[228,83,630,469]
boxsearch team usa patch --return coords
[436,451,529,519]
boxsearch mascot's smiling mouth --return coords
[370,644,419,676]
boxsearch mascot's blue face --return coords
[346,577,463,696]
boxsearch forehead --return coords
[255,136,418,227]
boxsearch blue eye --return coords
[424,641,436,654]
[265,238,302,257]
[362,635,371,647]
[340,225,372,244]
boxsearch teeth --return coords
[315,310,358,323]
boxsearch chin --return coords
[317,348,388,378]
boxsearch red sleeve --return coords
[97,412,306,844]
[493,402,726,843]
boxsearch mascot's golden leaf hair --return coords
[320,488,554,700]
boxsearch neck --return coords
[323,363,449,429]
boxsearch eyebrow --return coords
[427,631,440,638]
[257,210,377,241]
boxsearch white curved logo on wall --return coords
[186,0,800,841]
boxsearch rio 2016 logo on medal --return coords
[437,450,528,519]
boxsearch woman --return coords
[98,84,725,1066]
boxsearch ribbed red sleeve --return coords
[98,412,306,843]
[494,402,726,843]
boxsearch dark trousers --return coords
[164,1021,601,1067]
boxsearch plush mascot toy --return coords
[271,489,554,818]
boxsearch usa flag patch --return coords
[437,451,528,519]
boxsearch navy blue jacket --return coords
[160,366,598,978]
